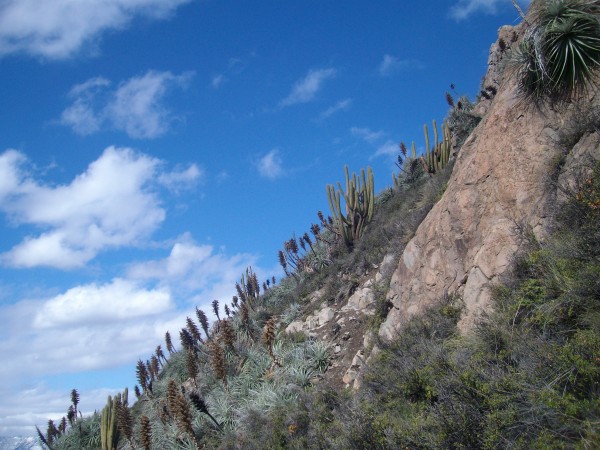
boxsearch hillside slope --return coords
[39,2,600,448]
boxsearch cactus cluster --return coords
[100,391,123,450]
[326,165,375,249]
[422,120,451,175]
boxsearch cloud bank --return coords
[0,0,192,59]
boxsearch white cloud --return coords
[0,0,192,59]
[372,140,400,159]
[108,71,193,138]
[0,146,200,269]
[69,76,112,97]
[211,74,225,89]
[449,0,530,20]
[256,149,284,179]
[280,68,337,107]
[0,149,26,200]
[34,278,173,328]
[158,164,203,192]
[0,291,182,380]
[61,70,193,139]
[378,54,416,77]
[0,384,120,437]
[319,98,352,120]
[128,238,261,301]
[351,127,385,144]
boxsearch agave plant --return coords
[307,340,331,372]
[511,0,600,102]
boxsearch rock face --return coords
[380,27,600,340]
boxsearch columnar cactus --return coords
[422,120,451,174]
[100,394,120,450]
[326,165,374,249]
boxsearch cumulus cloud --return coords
[33,278,173,328]
[0,146,201,269]
[351,127,385,144]
[280,68,337,107]
[0,0,192,59]
[0,290,182,380]
[128,238,261,302]
[158,164,203,192]
[378,54,421,76]
[449,0,530,20]
[372,140,400,160]
[319,98,352,120]
[60,70,193,139]
[0,149,26,200]
[256,149,284,180]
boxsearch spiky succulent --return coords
[196,307,210,339]
[155,345,166,365]
[67,405,76,426]
[186,349,198,382]
[262,317,280,366]
[208,340,228,385]
[180,328,196,352]
[139,415,152,450]
[36,426,51,450]
[186,316,203,344]
[116,397,134,449]
[150,355,160,378]
[511,0,600,103]
[70,389,79,414]
[212,299,221,320]
[136,360,150,394]
[219,319,236,352]
[190,392,222,430]
[165,331,175,354]
[166,379,202,448]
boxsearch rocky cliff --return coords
[379,25,600,340]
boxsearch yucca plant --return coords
[511,0,600,103]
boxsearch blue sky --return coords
[0,0,529,438]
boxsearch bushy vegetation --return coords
[282,160,600,449]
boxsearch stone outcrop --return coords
[284,253,397,388]
[380,27,600,340]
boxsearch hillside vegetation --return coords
[38,1,600,449]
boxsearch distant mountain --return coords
[0,437,41,450]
